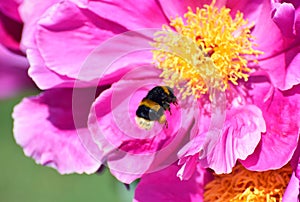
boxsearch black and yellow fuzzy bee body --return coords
[135,86,178,130]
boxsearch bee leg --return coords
[164,121,168,129]
[163,103,172,115]
[174,100,178,106]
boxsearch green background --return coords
[0,92,133,202]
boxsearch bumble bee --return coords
[135,86,178,130]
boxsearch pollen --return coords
[203,164,293,202]
[152,3,262,99]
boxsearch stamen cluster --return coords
[152,4,262,99]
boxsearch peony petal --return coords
[19,0,87,49]
[134,164,212,202]
[0,0,22,21]
[19,0,60,50]
[87,0,168,30]
[290,141,300,175]
[157,0,271,31]
[25,0,156,89]
[272,3,295,38]
[0,5,23,52]
[157,0,209,20]
[13,88,101,174]
[253,1,300,90]
[241,81,300,171]
[27,48,76,89]
[295,8,300,36]
[225,0,266,22]
[178,102,265,176]
[297,158,300,181]
[252,0,283,54]
[282,172,300,202]
[201,105,265,174]
[259,46,300,91]
[0,44,34,98]
[157,0,266,29]
[177,155,199,181]
[176,107,208,180]
[284,0,300,9]
[284,53,300,90]
[69,29,155,84]
[35,1,127,78]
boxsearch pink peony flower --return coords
[13,0,300,190]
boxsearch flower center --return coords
[204,164,293,202]
[152,3,262,99]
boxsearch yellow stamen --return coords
[152,3,262,99]
[204,164,293,202]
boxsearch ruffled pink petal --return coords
[251,1,283,54]
[87,0,168,30]
[134,164,212,202]
[27,44,151,90]
[252,1,300,90]
[241,81,300,171]
[201,105,265,174]
[284,53,300,89]
[75,28,158,85]
[284,0,300,9]
[19,0,60,50]
[13,88,101,174]
[177,154,199,180]
[25,0,155,89]
[87,66,195,183]
[27,48,77,89]
[0,44,34,98]
[19,0,72,89]
[35,1,125,77]
[19,0,87,49]
[178,103,265,176]
[259,46,300,91]
[282,172,300,202]
[177,108,209,180]
[272,3,295,38]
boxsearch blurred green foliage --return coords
[0,92,133,202]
